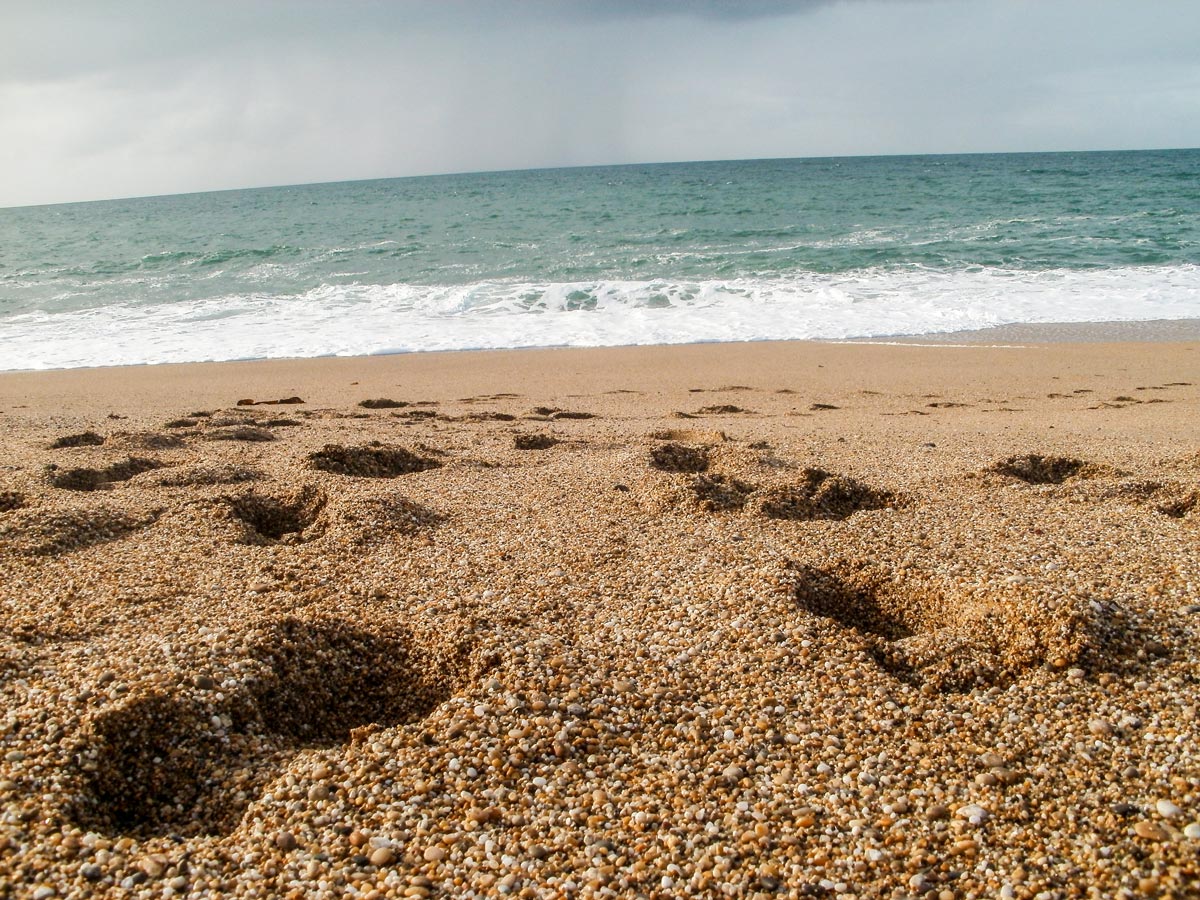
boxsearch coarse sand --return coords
[0,338,1198,898]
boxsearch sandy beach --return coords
[1,338,1198,899]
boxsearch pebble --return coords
[1087,718,1114,737]
[955,803,989,825]
[1155,799,1184,819]
[422,846,447,862]
[1133,821,1170,841]
[139,855,167,878]
[369,847,396,867]
[274,831,297,851]
[926,804,950,822]
[1184,823,1200,839]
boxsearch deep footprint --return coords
[988,454,1099,484]
[221,485,328,544]
[48,457,164,491]
[1156,490,1198,519]
[759,468,896,520]
[650,442,710,473]
[792,561,1097,691]
[203,426,277,443]
[72,618,459,837]
[0,507,157,557]
[514,433,560,450]
[691,473,756,511]
[50,431,106,449]
[308,444,441,478]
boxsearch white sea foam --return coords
[2,264,1198,370]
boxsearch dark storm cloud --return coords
[2,0,1199,207]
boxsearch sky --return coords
[1,0,1199,208]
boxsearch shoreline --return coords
[2,337,1198,897]
[3,317,1199,379]
[2,336,1198,423]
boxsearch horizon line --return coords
[3,145,1197,212]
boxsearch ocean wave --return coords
[2,264,1199,371]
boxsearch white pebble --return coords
[1156,799,1184,819]
[955,803,989,825]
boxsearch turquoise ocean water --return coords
[1,149,1198,370]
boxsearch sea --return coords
[2,149,1198,371]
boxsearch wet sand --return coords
[1,339,1198,898]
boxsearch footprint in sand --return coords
[49,431,106,449]
[203,425,278,443]
[987,454,1105,485]
[757,468,899,521]
[690,473,757,511]
[308,444,441,478]
[791,560,1102,692]
[219,485,329,546]
[0,505,159,556]
[649,442,711,473]
[514,433,560,450]
[70,617,478,838]
[47,457,165,491]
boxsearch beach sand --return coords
[1,339,1198,898]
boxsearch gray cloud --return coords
[1,0,1198,207]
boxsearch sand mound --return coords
[650,442,710,473]
[989,454,1100,484]
[48,457,165,491]
[308,444,441,478]
[758,468,897,520]
[792,561,1097,691]
[221,485,328,545]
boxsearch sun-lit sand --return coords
[1,338,1198,898]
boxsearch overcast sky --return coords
[2,0,1198,207]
